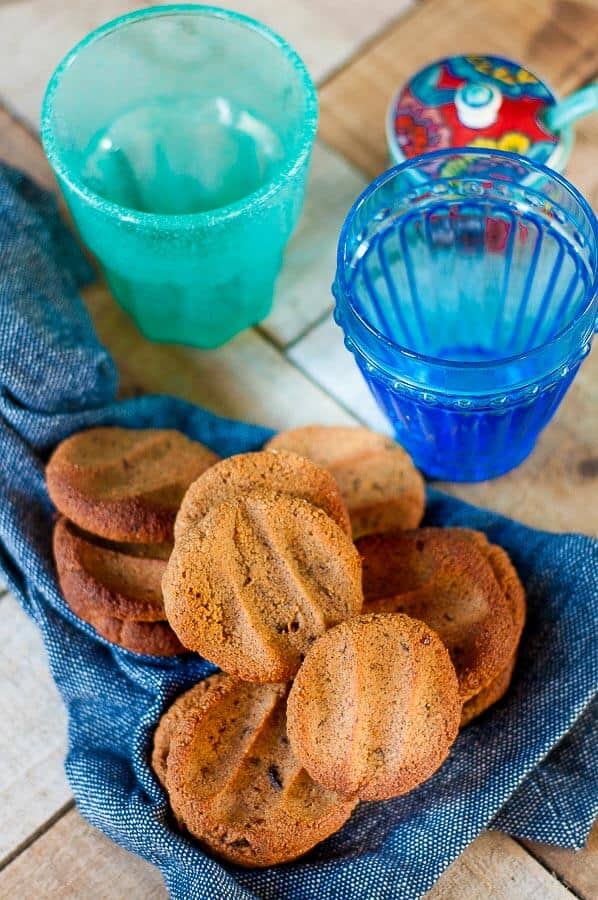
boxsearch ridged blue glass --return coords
[334,149,597,481]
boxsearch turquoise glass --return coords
[41,5,318,348]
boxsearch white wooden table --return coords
[0,1,596,897]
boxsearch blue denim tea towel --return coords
[0,162,596,900]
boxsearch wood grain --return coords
[288,313,391,431]
[0,594,70,867]
[0,808,576,900]
[83,281,356,429]
[320,0,598,177]
[0,0,411,128]
[426,831,573,899]
[262,142,366,347]
[523,825,598,900]
[0,809,167,899]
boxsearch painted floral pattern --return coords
[390,54,559,172]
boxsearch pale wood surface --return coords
[262,142,366,347]
[0,0,596,897]
[523,831,598,900]
[0,808,167,899]
[0,807,578,900]
[427,832,574,900]
[0,595,69,867]
[288,313,391,432]
[0,0,411,128]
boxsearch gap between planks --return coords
[0,800,75,874]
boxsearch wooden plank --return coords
[523,825,598,900]
[0,593,70,867]
[0,809,576,900]
[0,808,167,899]
[0,0,411,128]
[83,281,356,430]
[564,107,598,208]
[262,142,366,347]
[287,313,390,431]
[426,831,574,899]
[320,0,598,178]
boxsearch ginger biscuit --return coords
[174,449,350,541]
[59,581,184,656]
[287,613,461,801]
[155,674,356,867]
[163,491,363,682]
[266,425,424,539]
[152,676,225,787]
[359,528,518,700]
[46,427,219,543]
[53,516,168,622]
[460,654,517,728]
[451,528,526,642]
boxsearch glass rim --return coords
[335,147,598,372]
[40,3,319,230]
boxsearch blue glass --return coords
[333,149,597,481]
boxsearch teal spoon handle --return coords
[544,84,598,132]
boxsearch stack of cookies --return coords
[46,423,525,868]
[47,427,219,655]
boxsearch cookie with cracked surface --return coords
[53,516,169,622]
[358,528,518,700]
[155,674,356,867]
[46,427,219,543]
[266,425,424,539]
[287,613,461,801]
[163,491,363,682]
[174,449,351,541]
